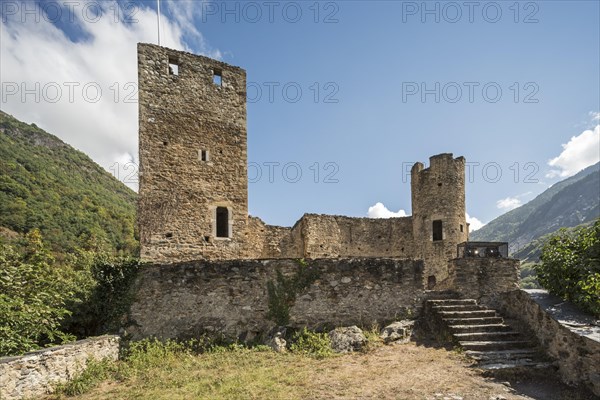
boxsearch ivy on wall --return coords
[266,259,320,326]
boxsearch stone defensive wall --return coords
[247,214,415,259]
[126,258,426,341]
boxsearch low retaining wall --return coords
[127,258,425,341]
[0,335,120,400]
[499,290,600,396]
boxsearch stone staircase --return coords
[427,298,551,370]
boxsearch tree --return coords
[0,230,76,356]
[536,219,600,317]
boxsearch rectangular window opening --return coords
[460,224,464,233]
[213,69,222,86]
[168,57,179,76]
[432,220,443,241]
[216,207,229,238]
[200,149,209,162]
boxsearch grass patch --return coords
[48,338,319,400]
[45,337,596,400]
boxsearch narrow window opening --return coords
[432,220,443,241]
[200,149,209,162]
[460,224,464,233]
[216,207,229,238]
[213,69,222,86]
[427,275,437,290]
[168,57,179,76]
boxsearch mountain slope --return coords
[471,162,600,254]
[0,111,138,257]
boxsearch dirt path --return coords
[305,342,595,400]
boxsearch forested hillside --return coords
[0,111,138,258]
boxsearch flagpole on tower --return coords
[157,0,161,46]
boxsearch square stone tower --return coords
[138,43,248,262]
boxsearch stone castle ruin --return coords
[2,44,597,400]
[137,43,470,286]
[131,45,600,396]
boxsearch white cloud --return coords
[466,213,484,232]
[367,202,407,218]
[0,1,220,191]
[546,124,600,178]
[496,197,522,211]
[589,111,600,121]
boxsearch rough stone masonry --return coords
[137,43,468,285]
[131,43,521,343]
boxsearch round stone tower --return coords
[411,153,468,287]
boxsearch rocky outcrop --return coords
[329,326,367,353]
[265,327,287,353]
[380,320,415,343]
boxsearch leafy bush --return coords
[0,230,77,356]
[536,219,600,316]
[520,275,541,289]
[289,328,333,359]
[64,256,141,337]
[519,262,541,289]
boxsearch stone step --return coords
[432,304,485,312]
[459,340,533,351]
[443,316,504,325]
[439,310,497,319]
[449,324,513,333]
[465,349,539,361]
[427,299,477,306]
[427,298,545,371]
[454,331,522,341]
[477,360,554,371]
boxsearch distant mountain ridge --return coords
[471,162,600,255]
[0,110,138,257]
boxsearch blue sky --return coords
[1,0,599,229]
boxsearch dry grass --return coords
[43,340,556,400]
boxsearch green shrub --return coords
[536,219,600,316]
[519,263,541,288]
[289,328,333,359]
[64,256,141,337]
[124,338,189,370]
[0,230,77,356]
[520,275,541,289]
